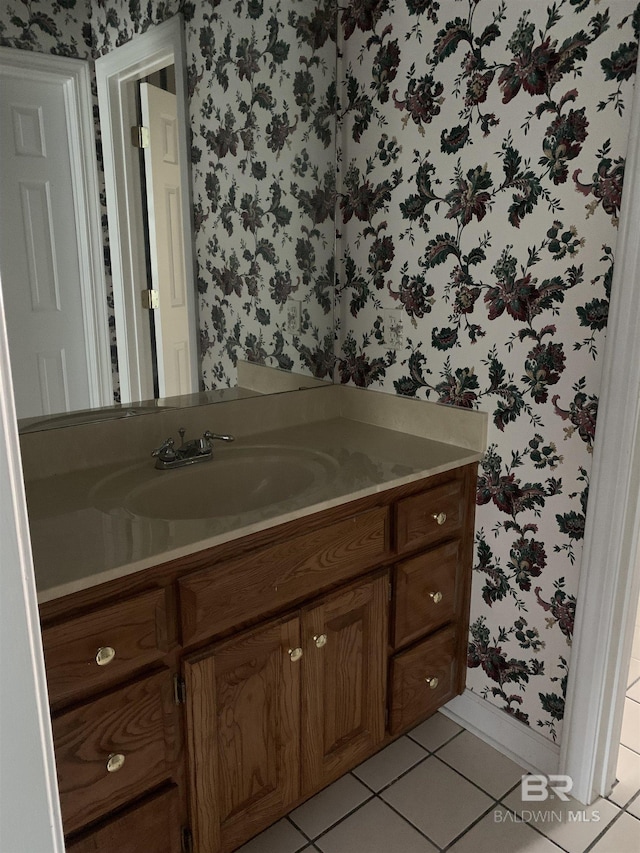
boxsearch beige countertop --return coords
[26,414,484,603]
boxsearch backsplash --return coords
[336,0,638,741]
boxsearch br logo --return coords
[521,775,573,802]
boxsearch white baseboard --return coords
[442,689,561,776]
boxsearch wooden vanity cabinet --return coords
[39,583,181,849]
[183,572,388,853]
[39,462,476,853]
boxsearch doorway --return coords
[95,15,198,405]
[559,62,640,802]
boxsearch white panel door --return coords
[140,81,195,398]
[0,72,94,419]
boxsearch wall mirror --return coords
[0,3,336,433]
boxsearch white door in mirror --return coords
[140,81,196,399]
[0,73,98,419]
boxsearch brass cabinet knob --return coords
[314,634,328,649]
[106,753,125,773]
[433,512,447,526]
[95,646,116,666]
[425,676,439,690]
[429,591,443,604]
[288,647,303,662]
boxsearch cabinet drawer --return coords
[65,785,181,853]
[42,588,168,706]
[396,476,465,554]
[53,670,176,835]
[392,540,462,649]
[179,506,389,645]
[388,625,458,735]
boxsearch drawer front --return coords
[65,786,181,853]
[392,540,462,649]
[388,625,458,735]
[53,670,176,835]
[396,476,465,554]
[42,588,168,706]
[179,506,390,646]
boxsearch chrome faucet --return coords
[151,428,234,469]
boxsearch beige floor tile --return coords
[627,678,640,703]
[627,657,640,687]
[446,806,564,853]
[590,812,640,853]
[633,631,640,661]
[435,729,526,798]
[627,793,640,818]
[609,745,640,807]
[234,818,308,853]
[315,798,438,853]
[381,755,494,848]
[503,786,620,853]
[352,736,427,792]
[620,698,640,753]
[289,774,371,839]
[407,711,462,752]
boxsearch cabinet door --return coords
[301,572,388,793]
[183,616,301,853]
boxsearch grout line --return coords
[492,798,572,853]
[405,724,464,754]
[353,753,431,797]
[426,753,521,803]
[286,815,314,847]
[582,807,629,853]
[289,790,376,844]
[371,791,449,851]
[438,801,503,852]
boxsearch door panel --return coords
[184,616,301,853]
[301,572,387,793]
[140,82,195,398]
[0,72,95,418]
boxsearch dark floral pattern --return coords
[1,0,336,391]
[336,0,638,742]
[3,0,639,751]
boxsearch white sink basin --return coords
[91,445,338,521]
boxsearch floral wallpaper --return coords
[2,0,639,750]
[336,0,638,741]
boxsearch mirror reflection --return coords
[0,1,336,431]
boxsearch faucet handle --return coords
[203,431,235,445]
[151,437,176,459]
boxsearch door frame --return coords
[559,71,640,803]
[0,273,64,852]
[0,48,113,411]
[95,15,199,405]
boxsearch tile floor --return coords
[236,654,640,853]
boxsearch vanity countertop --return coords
[27,413,484,603]
[23,386,488,602]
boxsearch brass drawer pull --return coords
[314,634,327,649]
[433,512,447,526]
[106,753,125,773]
[425,676,439,690]
[95,646,116,666]
[288,647,303,662]
[429,591,443,604]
